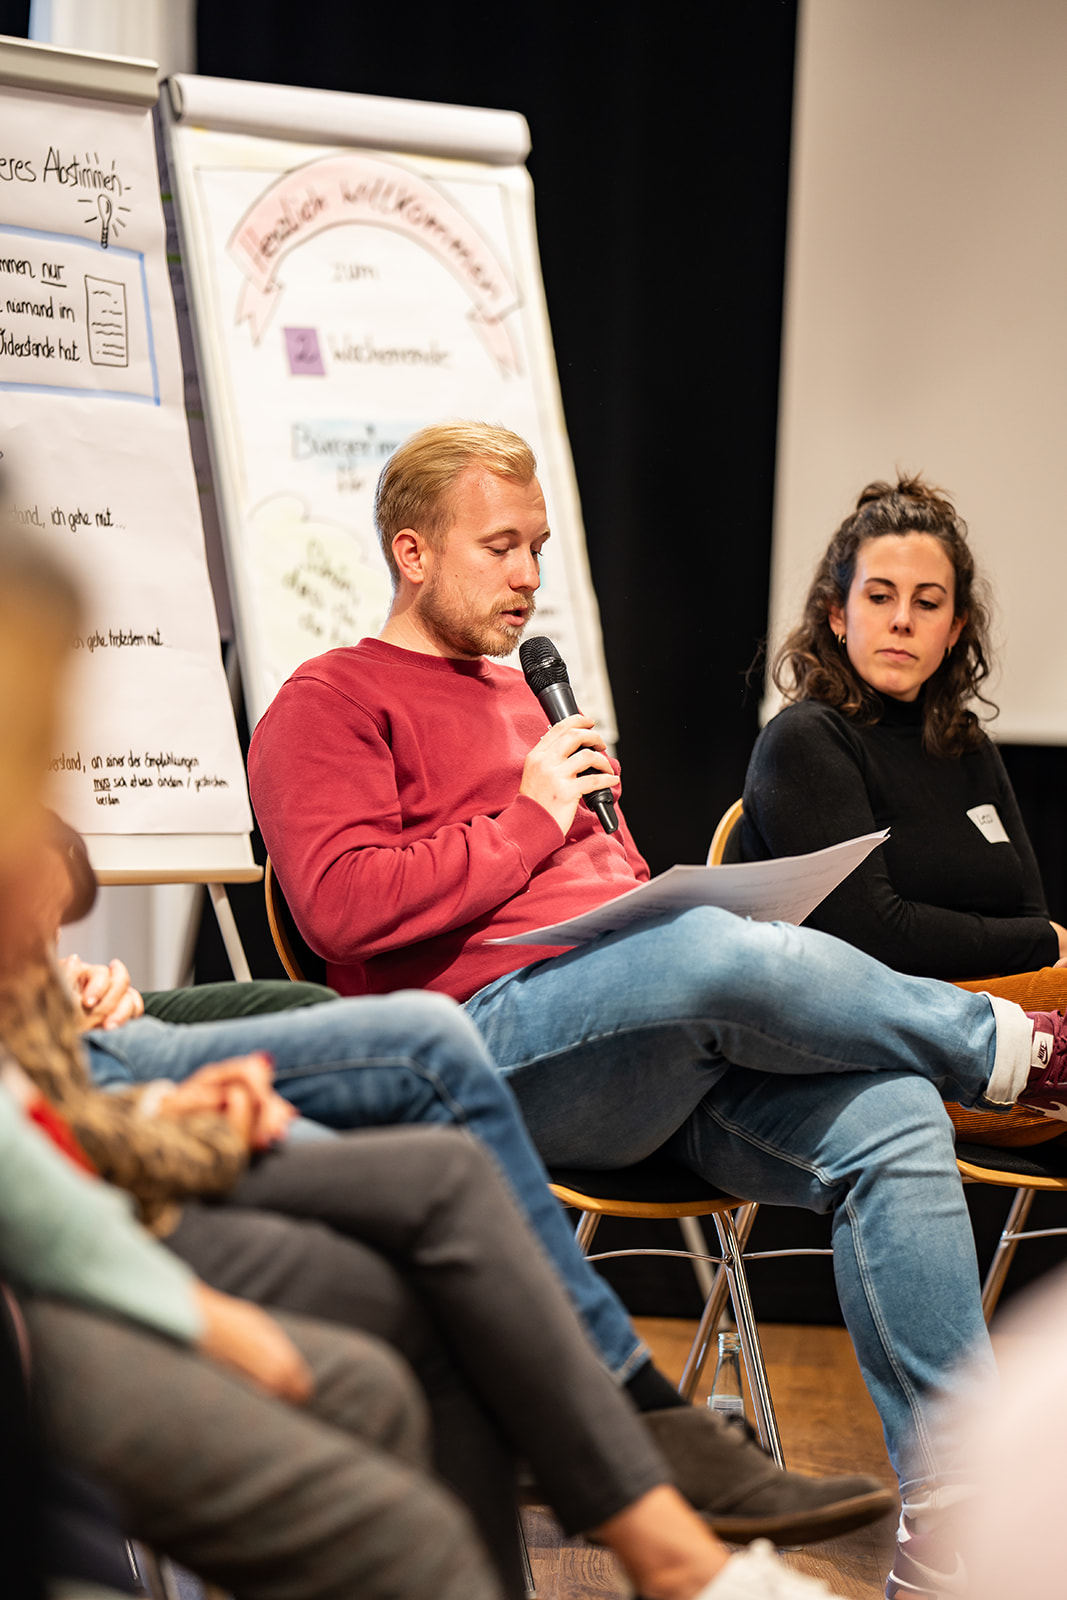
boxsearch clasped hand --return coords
[61,954,145,1031]
[59,956,295,1148]
[154,1053,296,1151]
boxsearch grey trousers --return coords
[168,1126,667,1596]
[25,1299,502,1600]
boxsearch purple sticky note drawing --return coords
[283,327,325,375]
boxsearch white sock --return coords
[692,1539,846,1598]
[899,1480,975,1534]
[983,994,1035,1104]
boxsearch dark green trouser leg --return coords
[141,981,338,1025]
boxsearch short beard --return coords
[417,580,535,659]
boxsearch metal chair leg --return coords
[679,1203,760,1400]
[130,1544,168,1600]
[125,1540,145,1593]
[518,1510,537,1598]
[573,1210,601,1252]
[981,1185,1036,1323]
[130,1542,226,1600]
[711,1210,785,1468]
[678,1214,716,1300]
[570,1197,783,1464]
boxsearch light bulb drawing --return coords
[76,156,131,245]
[97,193,113,249]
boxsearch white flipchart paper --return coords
[0,82,250,835]
[165,108,615,736]
[488,831,889,946]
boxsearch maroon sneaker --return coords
[884,1515,967,1599]
[1016,1009,1067,1121]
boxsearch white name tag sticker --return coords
[967,804,1010,844]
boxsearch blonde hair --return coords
[374,421,537,584]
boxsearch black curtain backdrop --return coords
[0,1,28,38]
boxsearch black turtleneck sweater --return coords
[740,696,1058,980]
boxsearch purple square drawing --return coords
[283,327,325,375]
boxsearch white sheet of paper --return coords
[487,830,889,946]
[0,84,251,834]
[168,121,615,735]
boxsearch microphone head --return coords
[519,635,570,695]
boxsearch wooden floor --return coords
[523,1318,900,1600]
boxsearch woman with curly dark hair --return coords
[769,474,996,761]
[741,475,1067,1144]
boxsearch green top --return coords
[0,1081,202,1342]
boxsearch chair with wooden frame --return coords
[264,857,328,986]
[263,857,813,1462]
[545,1161,819,1466]
[709,798,1067,1321]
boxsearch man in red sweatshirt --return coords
[248,421,1067,1595]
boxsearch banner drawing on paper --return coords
[227,154,523,376]
[0,226,158,403]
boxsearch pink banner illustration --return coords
[228,154,522,376]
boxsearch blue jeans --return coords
[83,992,648,1382]
[465,907,1008,1495]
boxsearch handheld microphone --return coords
[519,635,619,834]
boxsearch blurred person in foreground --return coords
[0,515,506,1600]
[953,1260,1067,1600]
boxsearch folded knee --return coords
[645,906,795,1011]
[316,1323,431,1468]
[377,990,498,1074]
[404,1124,501,1211]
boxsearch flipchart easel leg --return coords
[208,882,253,982]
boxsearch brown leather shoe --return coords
[643,1407,897,1545]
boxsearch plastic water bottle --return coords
[707,1330,746,1424]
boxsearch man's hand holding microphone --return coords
[518,637,620,837]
